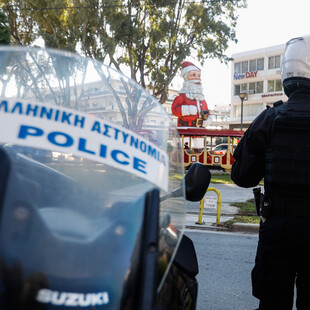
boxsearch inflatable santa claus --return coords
[172,61,210,127]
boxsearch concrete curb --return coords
[185,222,259,233]
[185,224,230,232]
[185,211,260,233]
[231,222,259,232]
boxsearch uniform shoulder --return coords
[273,100,284,108]
[264,100,286,115]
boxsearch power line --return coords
[2,5,113,11]
[1,1,240,12]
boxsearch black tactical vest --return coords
[265,102,310,206]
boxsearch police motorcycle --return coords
[0,47,211,309]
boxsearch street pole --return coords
[240,97,244,131]
[238,92,246,131]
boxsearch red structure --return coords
[171,128,244,172]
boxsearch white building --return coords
[230,42,288,130]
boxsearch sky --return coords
[173,0,310,109]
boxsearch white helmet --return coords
[281,36,310,96]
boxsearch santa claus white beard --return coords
[179,80,205,101]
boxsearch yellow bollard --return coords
[195,198,206,225]
[196,187,222,226]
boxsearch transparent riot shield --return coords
[0,47,186,309]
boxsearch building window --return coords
[235,104,264,118]
[267,80,273,92]
[242,61,248,73]
[257,58,264,70]
[240,83,247,93]
[235,58,264,74]
[249,82,255,94]
[245,104,264,117]
[268,55,281,69]
[234,84,240,96]
[234,62,241,74]
[249,59,256,72]
[249,81,263,94]
[268,79,282,92]
[235,81,263,95]
[257,81,264,93]
[235,83,248,95]
[249,58,264,71]
[234,61,249,74]
[275,79,282,91]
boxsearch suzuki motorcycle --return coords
[0,47,211,309]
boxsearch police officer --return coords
[231,37,310,310]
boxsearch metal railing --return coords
[196,187,222,226]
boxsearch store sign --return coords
[234,70,258,80]
[261,92,283,98]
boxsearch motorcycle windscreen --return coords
[0,147,147,309]
[0,47,185,309]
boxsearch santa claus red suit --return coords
[172,61,209,127]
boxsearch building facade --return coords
[230,42,288,130]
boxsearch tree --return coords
[0,0,247,103]
[0,8,10,44]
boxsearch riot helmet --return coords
[281,36,310,97]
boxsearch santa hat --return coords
[181,61,200,79]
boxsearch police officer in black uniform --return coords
[231,37,310,310]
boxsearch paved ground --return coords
[185,182,262,232]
